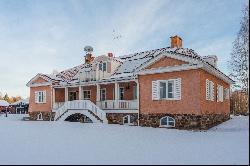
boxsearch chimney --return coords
[84,46,94,64]
[170,35,182,48]
[108,52,113,58]
[85,53,94,64]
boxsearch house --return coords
[0,100,9,113]
[9,99,29,114]
[26,36,234,129]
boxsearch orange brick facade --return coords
[29,85,52,112]
[200,70,230,114]
[138,69,230,115]
[146,57,187,69]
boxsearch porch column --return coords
[79,86,82,100]
[96,84,100,102]
[65,87,68,102]
[115,82,119,108]
[136,80,140,126]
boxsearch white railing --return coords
[53,102,65,110]
[96,100,138,110]
[53,100,108,123]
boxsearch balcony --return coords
[96,100,138,110]
[54,100,138,111]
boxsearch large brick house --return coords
[27,36,234,129]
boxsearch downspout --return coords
[136,78,140,126]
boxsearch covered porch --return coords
[53,80,139,111]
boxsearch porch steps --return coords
[53,100,108,123]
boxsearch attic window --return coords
[99,62,107,72]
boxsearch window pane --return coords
[160,82,166,99]
[161,117,168,126]
[133,86,137,100]
[168,81,174,98]
[99,63,102,70]
[103,63,107,71]
[123,116,129,124]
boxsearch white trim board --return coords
[137,64,203,75]
[135,51,201,72]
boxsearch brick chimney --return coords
[108,52,113,58]
[170,35,182,48]
[85,53,94,64]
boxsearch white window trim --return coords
[123,115,133,125]
[159,116,175,128]
[99,62,107,72]
[37,112,43,121]
[158,79,177,100]
[206,79,214,101]
[35,91,46,104]
[224,88,230,100]
[217,84,224,102]
[83,90,91,100]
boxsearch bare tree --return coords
[229,4,249,113]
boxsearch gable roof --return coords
[27,46,234,87]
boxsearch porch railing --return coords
[96,100,138,110]
[53,102,65,110]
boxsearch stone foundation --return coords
[139,113,230,130]
[107,113,139,125]
[29,112,56,121]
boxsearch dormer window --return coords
[99,62,107,72]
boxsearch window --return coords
[206,79,214,101]
[69,92,77,101]
[160,116,175,128]
[168,80,174,98]
[159,80,176,99]
[99,62,107,72]
[37,112,43,120]
[83,90,91,100]
[103,62,107,72]
[160,82,166,99]
[123,115,136,125]
[217,84,224,102]
[224,88,230,100]
[119,87,124,100]
[100,89,106,101]
[35,91,46,103]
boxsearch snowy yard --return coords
[0,114,249,165]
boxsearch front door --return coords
[69,92,77,101]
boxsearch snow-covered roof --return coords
[28,46,233,86]
[112,47,201,75]
[10,99,29,106]
[0,100,9,107]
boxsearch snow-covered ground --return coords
[0,114,249,165]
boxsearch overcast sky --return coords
[0,0,248,98]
